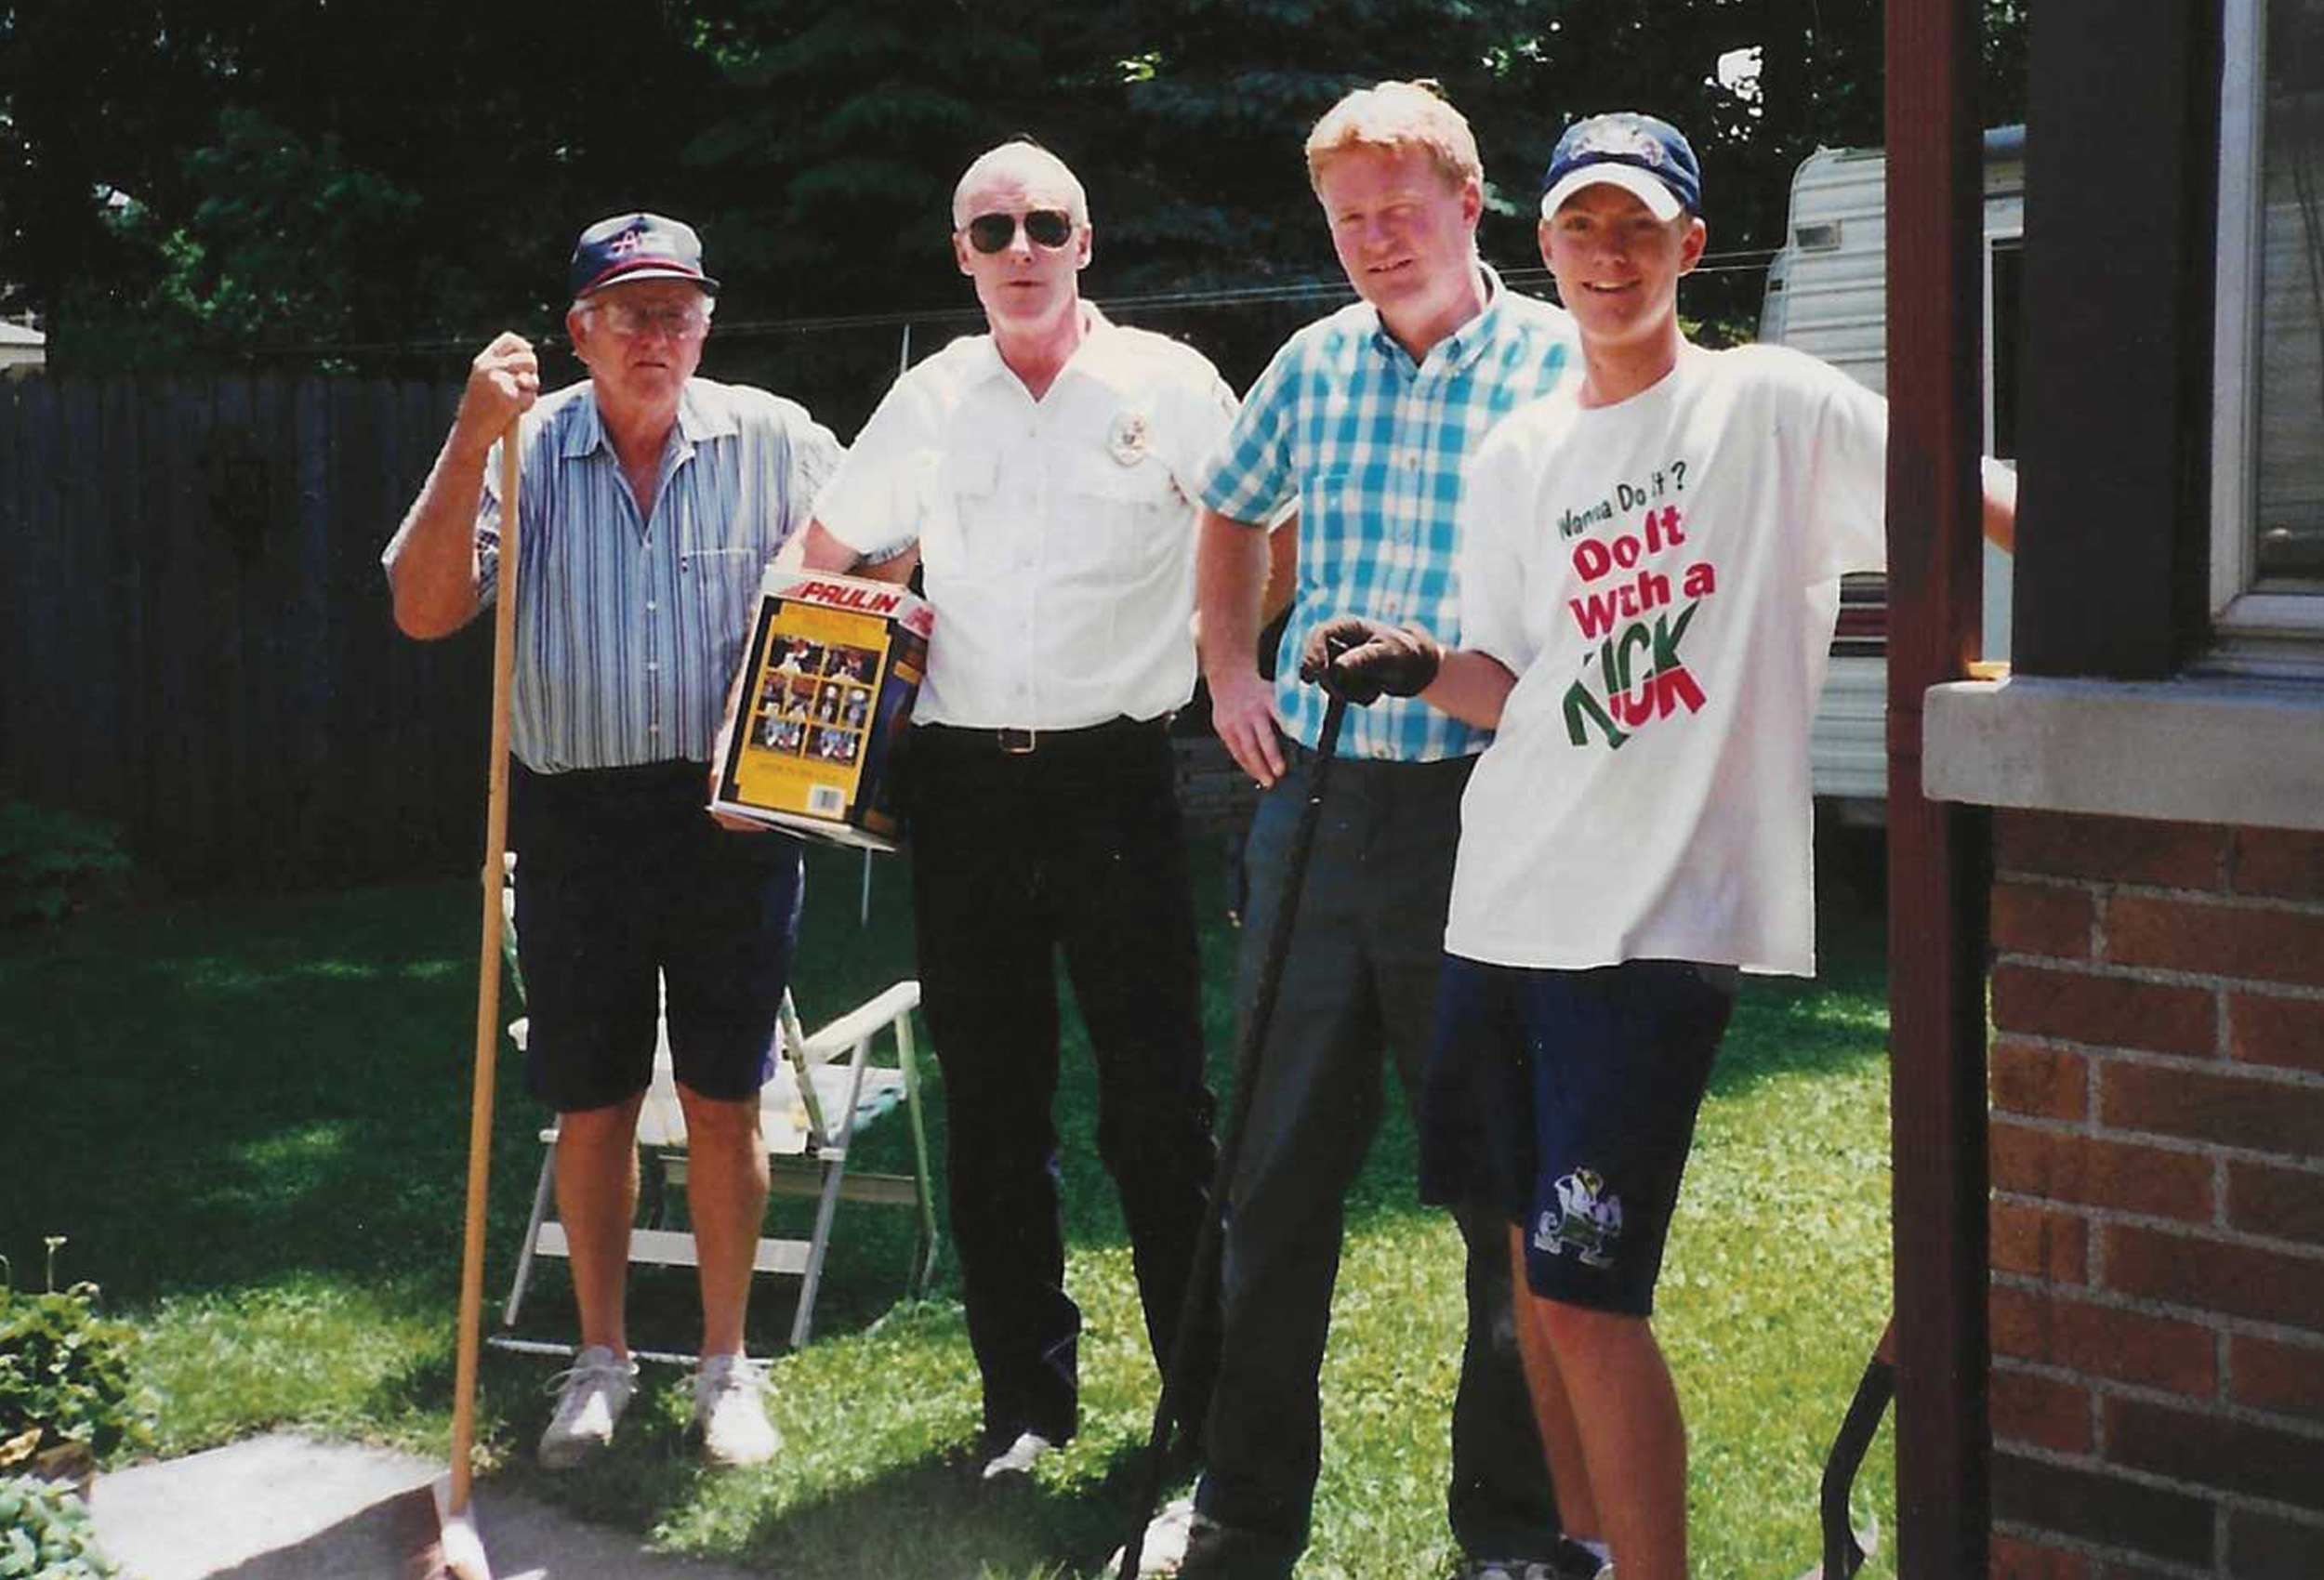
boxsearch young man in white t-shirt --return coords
[1301,112,2016,1580]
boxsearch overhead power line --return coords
[706,247,1782,341]
[228,247,1783,360]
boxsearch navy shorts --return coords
[1419,955,1738,1316]
[511,760,804,1113]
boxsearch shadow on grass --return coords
[1,851,941,1315]
[6,879,508,1301]
[497,1404,1185,1580]
[13,811,1900,1559]
[5,812,1893,1315]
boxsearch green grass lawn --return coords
[2,838,1899,1579]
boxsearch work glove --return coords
[1297,616,1442,705]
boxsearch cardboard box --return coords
[712,570,932,850]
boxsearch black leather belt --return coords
[918,716,1166,756]
[1284,738,1478,779]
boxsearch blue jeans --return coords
[1194,747,1562,1571]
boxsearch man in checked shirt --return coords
[1128,84,1601,1580]
[384,212,839,1473]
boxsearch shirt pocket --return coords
[678,454,767,586]
[1296,467,1361,594]
[680,539,763,657]
[1059,454,1183,586]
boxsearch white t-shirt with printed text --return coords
[1448,342,1888,978]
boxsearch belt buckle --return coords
[998,727,1037,755]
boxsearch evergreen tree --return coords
[2,0,2029,382]
[4,0,729,371]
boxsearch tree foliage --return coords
[0,0,2030,384]
[1,0,732,369]
[686,0,1050,307]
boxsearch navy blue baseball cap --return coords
[568,212,720,299]
[1539,112,1702,222]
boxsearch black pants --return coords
[906,718,1221,1445]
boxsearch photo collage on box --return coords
[755,636,878,769]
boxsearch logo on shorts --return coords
[1536,1168,1623,1268]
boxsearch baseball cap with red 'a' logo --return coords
[568,212,720,299]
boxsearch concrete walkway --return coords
[90,1433,761,1580]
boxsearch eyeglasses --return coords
[591,299,710,338]
[963,209,1076,255]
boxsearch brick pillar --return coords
[1985,812,2324,1579]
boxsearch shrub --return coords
[0,1248,156,1468]
[0,1475,124,1578]
[0,804,132,928]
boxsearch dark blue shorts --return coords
[1419,955,1738,1316]
[511,760,804,1113]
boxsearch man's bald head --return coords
[951,140,1090,230]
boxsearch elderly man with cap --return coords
[793,138,1231,1482]
[383,212,842,1470]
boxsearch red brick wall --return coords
[1986,811,2324,1580]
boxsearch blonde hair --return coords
[1304,80,1483,192]
[951,140,1090,230]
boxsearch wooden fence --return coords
[0,375,495,889]
[0,372,1266,892]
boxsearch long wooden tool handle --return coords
[450,424,522,1513]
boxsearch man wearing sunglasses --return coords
[793,140,1234,1486]
[1121,84,1599,1580]
[383,211,840,1472]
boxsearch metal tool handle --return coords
[1117,691,1350,1580]
[1802,1318,1895,1580]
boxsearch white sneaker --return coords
[692,1351,779,1468]
[1107,1495,1197,1577]
[536,1345,638,1468]
[976,1429,1056,1481]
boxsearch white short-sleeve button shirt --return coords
[814,309,1237,730]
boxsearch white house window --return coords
[2214,0,2324,661]
[1987,235,2023,464]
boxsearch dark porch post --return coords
[1882,1,1993,1576]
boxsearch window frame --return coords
[1983,229,2023,461]
[2211,0,2324,659]
[1983,225,2023,658]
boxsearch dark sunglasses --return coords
[964,209,1076,254]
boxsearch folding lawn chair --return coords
[492,856,938,1361]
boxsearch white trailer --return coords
[1758,126,2024,816]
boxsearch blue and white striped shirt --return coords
[1197,267,1576,762]
[468,378,841,772]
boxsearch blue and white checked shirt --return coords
[1196,266,1576,762]
[461,377,841,772]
